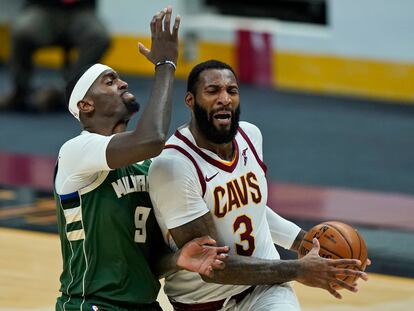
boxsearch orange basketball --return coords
[298,221,368,286]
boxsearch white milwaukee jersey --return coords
[149,121,298,303]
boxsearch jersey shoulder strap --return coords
[238,126,267,174]
[164,144,207,197]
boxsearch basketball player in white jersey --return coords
[149,60,368,311]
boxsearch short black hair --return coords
[186,60,237,95]
[65,63,95,107]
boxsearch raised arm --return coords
[106,6,180,169]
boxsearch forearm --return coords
[135,64,175,145]
[203,256,300,285]
[105,65,176,167]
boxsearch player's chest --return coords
[203,158,267,219]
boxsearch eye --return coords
[106,79,114,86]
[228,88,239,95]
[206,87,218,94]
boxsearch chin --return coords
[125,99,140,113]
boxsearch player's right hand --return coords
[296,238,368,299]
[138,5,180,65]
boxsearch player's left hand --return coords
[176,236,229,278]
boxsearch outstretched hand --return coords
[138,5,180,65]
[296,238,368,299]
[176,236,229,278]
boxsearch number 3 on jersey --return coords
[134,206,150,243]
[233,215,255,256]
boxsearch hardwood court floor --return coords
[1,227,413,311]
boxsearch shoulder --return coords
[60,132,104,151]
[150,147,196,176]
[59,132,112,156]
[238,121,263,145]
[239,121,262,138]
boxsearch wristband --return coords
[155,60,177,71]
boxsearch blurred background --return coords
[0,0,413,310]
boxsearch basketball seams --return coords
[324,223,364,285]
[301,238,345,259]
[299,221,368,287]
[325,222,354,259]
[355,230,368,268]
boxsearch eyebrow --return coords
[101,71,118,80]
[204,83,238,89]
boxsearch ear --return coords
[78,98,95,115]
[185,92,194,109]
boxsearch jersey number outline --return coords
[134,206,150,243]
[233,215,255,256]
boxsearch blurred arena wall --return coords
[1,0,414,102]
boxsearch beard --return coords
[193,100,240,144]
[124,98,140,114]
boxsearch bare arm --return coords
[169,213,300,285]
[107,6,180,169]
[169,213,368,299]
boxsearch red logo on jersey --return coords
[242,148,248,165]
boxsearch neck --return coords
[83,118,127,135]
[189,121,234,161]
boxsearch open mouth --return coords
[213,111,232,126]
[121,91,136,103]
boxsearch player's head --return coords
[186,60,240,144]
[66,63,139,126]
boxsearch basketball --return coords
[298,221,368,286]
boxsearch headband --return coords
[68,63,111,120]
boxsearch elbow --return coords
[147,134,167,157]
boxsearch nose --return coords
[217,90,231,106]
[118,79,128,90]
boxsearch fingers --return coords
[211,258,226,271]
[309,238,320,254]
[327,285,343,299]
[329,258,361,266]
[193,236,230,254]
[193,235,217,246]
[164,5,172,35]
[155,9,166,36]
[216,246,230,254]
[333,279,358,292]
[138,42,150,57]
[153,6,177,37]
[150,15,156,37]
[217,253,228,259]
[333,267,368,282]
[172,15,181,40]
